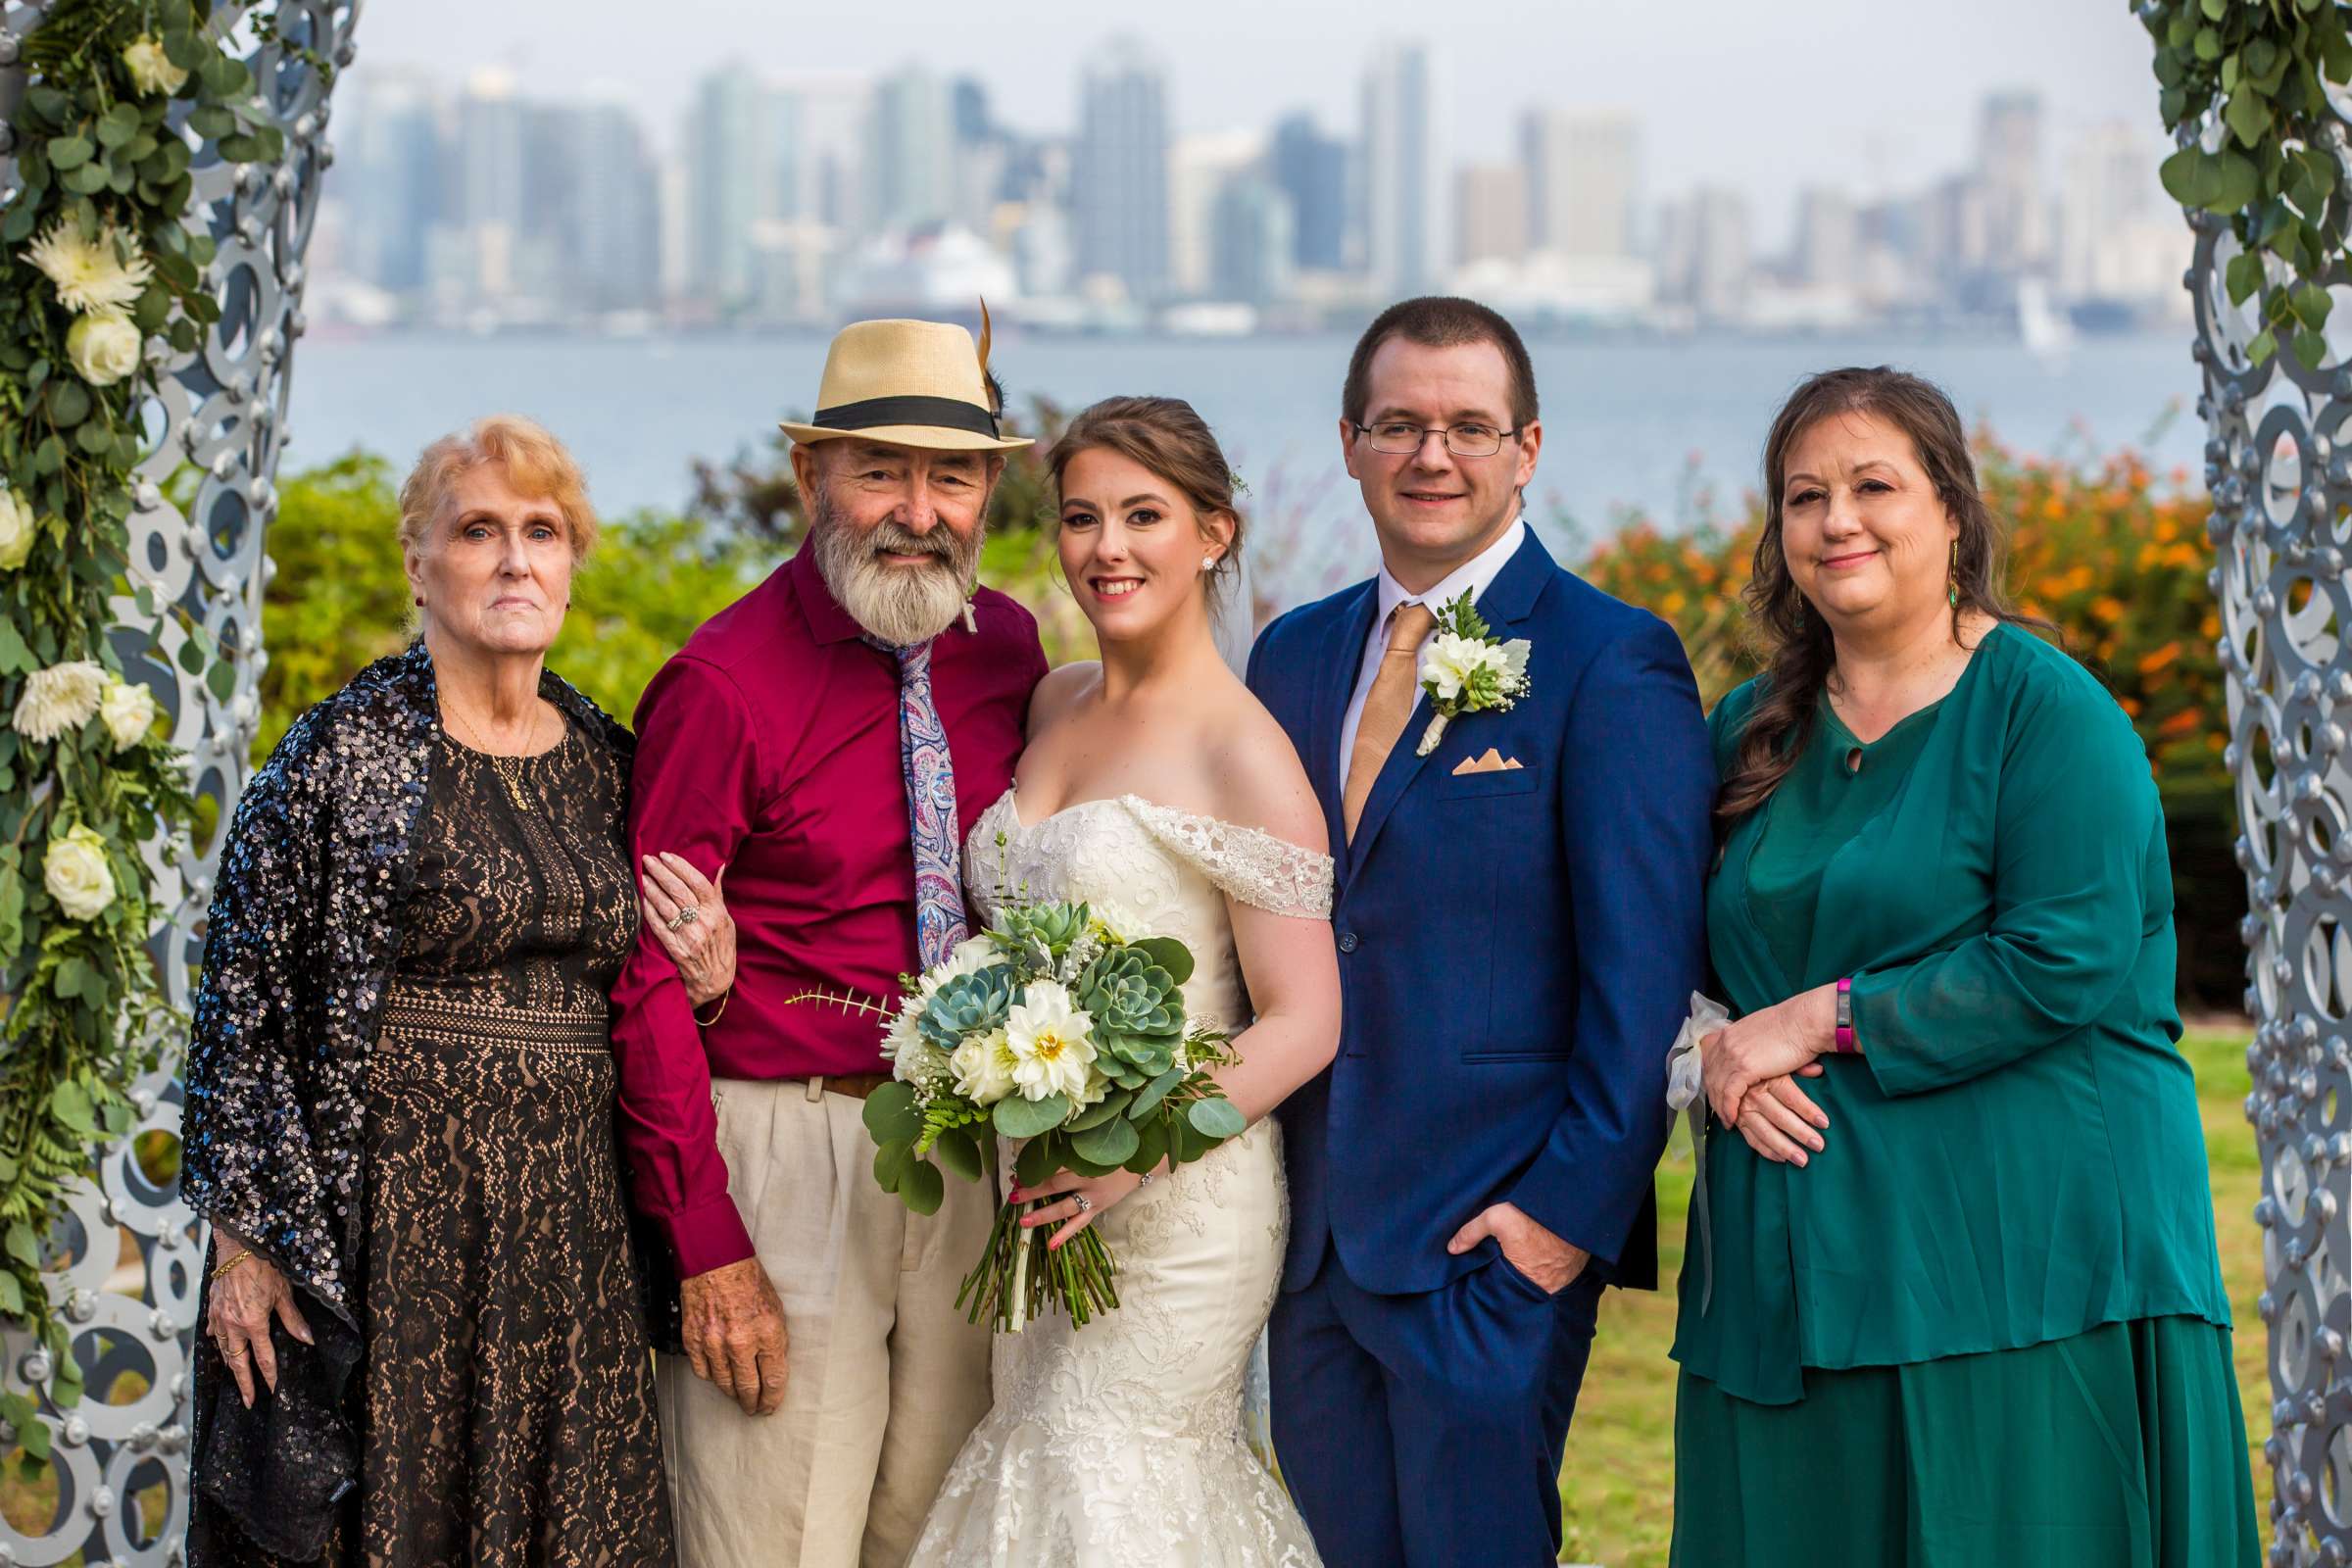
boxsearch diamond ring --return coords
[1075,1195,1094,1213]
[666,905,701,932]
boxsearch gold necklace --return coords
[443,698,546,811]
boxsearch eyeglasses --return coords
[1351,420,1523,458]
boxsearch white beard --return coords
[809,497,983,647]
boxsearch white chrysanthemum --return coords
[13,661,107,744]
[0,487,33,571]
[1004,980,1099,1103]
[25,221,154,316]
[99,678,157,751]
[67,311,142,387]
[122,35,189,97]
[44,824,116,922]
[950,1026,1020,1105]
[916,935,1003,1002]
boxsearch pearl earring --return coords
[1200,555,1216,573]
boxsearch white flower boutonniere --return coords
[1415,589,1532,756]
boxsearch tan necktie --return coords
[1344,601,1439,842]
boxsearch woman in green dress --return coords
[1670,367,2257,1566]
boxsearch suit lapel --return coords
[1311,582,1380,858]
[1346,529,1556,871]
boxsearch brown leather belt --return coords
[796,1073,892,1101]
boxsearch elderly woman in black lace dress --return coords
[182,415,736,1565]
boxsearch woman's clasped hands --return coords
[1701,986,1837,1168]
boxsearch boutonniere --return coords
[1415,589,1532,756]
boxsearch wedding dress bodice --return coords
[963,789,1333,1031]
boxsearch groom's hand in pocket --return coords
[1447,1202,1589,1296]
[679,1257,790,1416]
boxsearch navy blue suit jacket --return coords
[1248,528,1714,1297]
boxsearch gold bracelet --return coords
[693,990,729,1027]
[211,1249,252,1282]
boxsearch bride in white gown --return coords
[911,398,1341,1567]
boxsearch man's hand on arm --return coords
[1446,1201,1590,1295]
[678,1256,790,1416]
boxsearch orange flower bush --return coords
[1579,441,2240,1005]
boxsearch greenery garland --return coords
[0,0,294,1461]
[2144,0,2352,368]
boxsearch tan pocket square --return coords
[1450,748,1525,776]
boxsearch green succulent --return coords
[995,901,1093,956]
[1076,947,1186,1088]
[917,964,1013,1052]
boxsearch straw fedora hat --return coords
[778,317,1031,453]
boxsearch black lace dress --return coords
[272,714,675,1565]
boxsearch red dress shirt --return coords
[610,546,1047,1276]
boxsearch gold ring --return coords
[221,1345,250,1360]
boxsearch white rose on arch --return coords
[0,487,34,571]
[122,35,190,97]
[44,824,118,923]
[13,661,107,744]
[100,677,159,751]
[67,311,143,388]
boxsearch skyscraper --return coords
[1211,174,1297,307]
[1455,164,1528,266]
[1978,89,2047,271]
[1073,36,1172,304]
[340,68,444,296]
[869,64,956,232]
[686,65,776,307]
[1271,112,1349,273]
[1792,186,1860,293]
[1360,41,1440,296]
[1520,108,1637,259]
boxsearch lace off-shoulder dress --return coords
[910,789,1334,1568]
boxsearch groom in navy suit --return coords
[1248,298,1713,1566]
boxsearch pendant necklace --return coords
[444,698,544,811]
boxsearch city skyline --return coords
[340,0,2161,258]
[319,36,2185,340]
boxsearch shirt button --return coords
[1338,931,1360,954]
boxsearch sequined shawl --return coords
[182,641,631,1563]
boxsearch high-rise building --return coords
[1271,112,1349,272]
[1210,174,1296,307]
[1978,89,2048,271]
[340,68,444,295]
[1659,186,1750,321]
[1361,41,1440,295]
[2059,121,2179,308]
[1520,108,1636,259]
[1171,132,1262,297]
[869,65,956,232]
[686,65,776,307]
[1792,186,1860,293]
[1455,163,1528,266]
[1073,36,1172,303]
[565,103,662,312]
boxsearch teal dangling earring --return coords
[1946,538,1960,610]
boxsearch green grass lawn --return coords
[1556,1025,2267,1566]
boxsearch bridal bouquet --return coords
[858,900,1245,1331]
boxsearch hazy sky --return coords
[346,0,2167,249]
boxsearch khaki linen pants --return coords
[658,1076,995,1568]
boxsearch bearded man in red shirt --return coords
[610,318,1049,1568]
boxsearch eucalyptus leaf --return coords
[95,105,140,148]
[1013,1132,1059,1190]
[2226,249,2267,307]
[1186,1096,1248,1140]
[1070,1115,1140,1166]
[45,381,90,428]
[187,105,236,140]
[1128,1065,1186,1119]
[61,162,111,196]
[897,1159,944,1216]
[933,1124,983,1183]
[207,658,237,705]
[2296,326,2330,369]
[46,135,93,171]
[4,1224,35,1267]
[872,1140,914,1194]
[860,1080,921,1144]
[1066,1088,1134,1131]
[1125,1114,1169,1174]
[2249,326,2280,366]
[2228,89,2275,147]
[994,1092,1069,1140]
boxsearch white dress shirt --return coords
[1338,515,1528,770]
